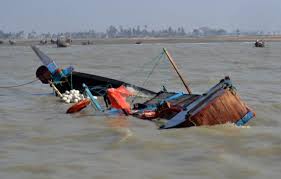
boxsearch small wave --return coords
[271,103,281,111]
[118,128,133,142]
[202,122,251,129]
[126,86,151,98]
[221,123,251,129]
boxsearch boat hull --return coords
[54,71,156,96]
[31,45,156,96]
[154,77,255,129]
[180,89,254,127]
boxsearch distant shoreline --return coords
[1,35,281,46]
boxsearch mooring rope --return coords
[0,79,39,88]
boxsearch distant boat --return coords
[57,41,70,48]
[39,39,48,45]
[9,40,16,45]
[56,36,70,48]
[0,40,3,44]
[65,38,72,44]
[255,40,264,47]
[135,40,142,44]
[81,40,94,45]
[50,39,57,44]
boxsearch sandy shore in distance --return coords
[1,35,281,46]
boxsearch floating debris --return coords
[61,89,85,104]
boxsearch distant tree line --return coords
[192,27,227,36]
[0,30,25,39]
[105,25,186,38]
[0,26,276,40]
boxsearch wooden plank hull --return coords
[54,71,156,96]
[180,90,252,127]
[161,77,255,129]
[32,46,255,129]
[31,46,156,96]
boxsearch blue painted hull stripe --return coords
[236,111,255,126]
[159,92,184,105]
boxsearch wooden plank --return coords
[185,89,249,127]
[163,48,192,94]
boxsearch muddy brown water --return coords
[0,42,280,179]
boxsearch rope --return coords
[0,79,39,88]
[120,52,165,82]
[140,52,164,86]
[85,52,164,100]
[131,52,164,104]
[89,84,112,96]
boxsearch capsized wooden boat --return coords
[31,45,156,96]
[131,49,255,128]
[132,76,255,129]
[32,46,255,129]
[54,70,156,96]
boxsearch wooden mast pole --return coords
[48,80,63,98]
[163,48,192,94]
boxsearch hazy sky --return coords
[1,0,281,33]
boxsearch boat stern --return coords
[161,77,255,129]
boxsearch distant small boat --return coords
[135,40,142,44]
[39,39,48,45]
[0,40,3,44]
[50,39,57,44]
[57,41,70,48]
[56,36,71,48]
[65,38,72,43]
[81,40,94,45]
[9,40,16,45]
[255,40,264,47]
